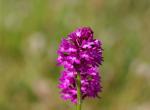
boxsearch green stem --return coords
[76,72,82,110]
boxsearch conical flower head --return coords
[57,27,103,103]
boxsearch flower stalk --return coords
[76,72,81,110]
[57,27,103,107]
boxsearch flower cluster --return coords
[57,27,103,103]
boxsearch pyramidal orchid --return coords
[57,27,103,110]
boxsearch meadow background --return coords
[0,0,150,110]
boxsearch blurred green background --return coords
[0,0,150,110]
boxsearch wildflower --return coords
[57,27,103,103]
